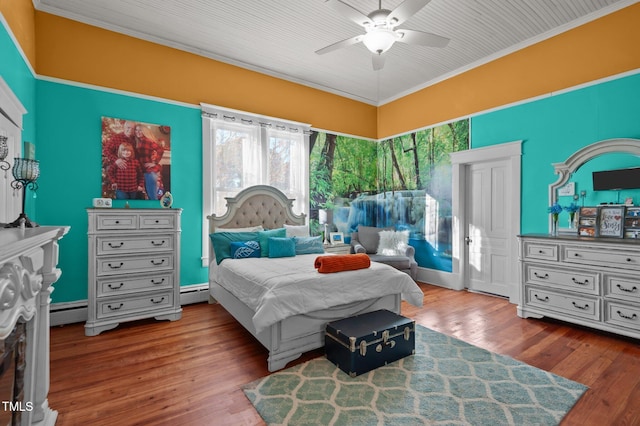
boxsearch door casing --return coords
[439,141,522,303]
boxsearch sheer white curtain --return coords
[201,103,310,266]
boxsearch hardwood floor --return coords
[49,282,640,426]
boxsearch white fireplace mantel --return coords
[0,226,69,426]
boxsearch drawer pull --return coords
[108,283,124,290]
[616,311,638,321]
[533,272,549,279]
[572,301,589,310]
[107,303,123,311]
[616,284,638,293]
[150,259,166,266]
[151,297,165,304]
[151,240,165,246]
[626,258,633,262]
[108,262,124,269]
[151,278,165,285]
[534,294,549,302]
[571,277,589,285]
[115,220,120,224]
[573,253,580,257]
[108,242,124,248]
[538,250,544,254]
[155,220,160,223]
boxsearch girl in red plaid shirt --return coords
[108,142,145,199]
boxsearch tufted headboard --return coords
[207,185,306,233]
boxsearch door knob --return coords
[464,236,472,245]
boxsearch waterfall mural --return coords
[310,119,469,272]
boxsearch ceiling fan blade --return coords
[325,0,371,27]
[372,53,386,71]
[315,35,363,55]
[396,29,449,48]
[388,0,432,26]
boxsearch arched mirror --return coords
[548,138,640,233]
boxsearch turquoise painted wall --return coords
[0,21,36,218]
[3,20,208,303]
[35,80,207,302]
[470,72,640,234]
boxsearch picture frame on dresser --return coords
[329,232,344,245]
[624,207,640,239]
[578,206,598,237]
[578,226,596,237]
[597,205,625,238]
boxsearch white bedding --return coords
[209,254,424,333]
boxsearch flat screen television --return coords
[592,167,640,190]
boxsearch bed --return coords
[207,185,424,372]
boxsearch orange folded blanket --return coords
[314,253,371,273]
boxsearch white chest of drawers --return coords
[518,234,640,339]
[85,208,182,336]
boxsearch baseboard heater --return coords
[50,283,210,327]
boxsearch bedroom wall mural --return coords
[310,119,469,272]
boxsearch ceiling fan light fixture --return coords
[362,28,397,54]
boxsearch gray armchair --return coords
[350,225,418,280]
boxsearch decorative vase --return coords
[552,214,559,236]
[569,213,576,229]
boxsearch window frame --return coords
[201,103,310,266]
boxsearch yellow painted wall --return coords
[33,12,377,138]
[378,3,640,138]
[0,0,36,68]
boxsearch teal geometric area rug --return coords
[243,325,587,426]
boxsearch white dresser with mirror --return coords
[518,138,640,339]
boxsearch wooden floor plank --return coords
[48,283,640,425]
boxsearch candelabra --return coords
[6,158,39,228]
[0,135,9,173]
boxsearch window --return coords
[201,103,310,266]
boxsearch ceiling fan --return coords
[316,0,450,70]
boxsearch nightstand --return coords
[324,243,350,254]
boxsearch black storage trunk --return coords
[325,309,415,377]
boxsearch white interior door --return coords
[465,159,513,297]
[0,78,25,225]
[0,116,22,224]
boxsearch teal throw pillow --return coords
[210,231,261,264]
[268,237,296,258]
[294,235,325,255]
[257,228,286,257]
[230,241,261,259]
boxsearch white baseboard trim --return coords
[416,267,461,291]
[179,283,211,305]
[50,301,88,327]
[50,283,211,327]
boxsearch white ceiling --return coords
[35,0,636,105]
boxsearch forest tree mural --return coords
[310,119,469,272]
